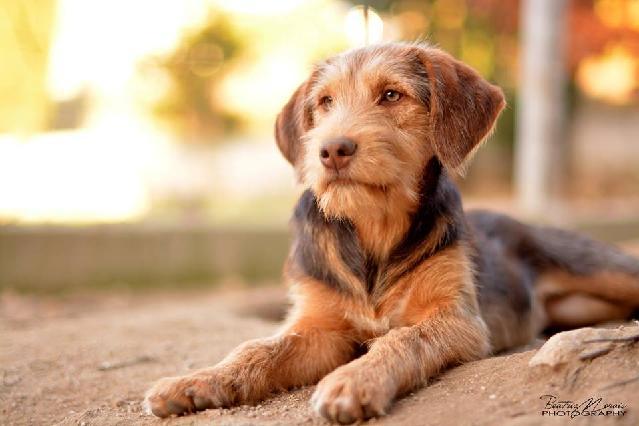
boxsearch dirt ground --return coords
[2,283,639,426]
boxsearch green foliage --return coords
[148,12,245,142]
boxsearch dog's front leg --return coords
[312,308,489,424]
[145,312,355,418]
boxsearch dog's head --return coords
[275,43,505,220]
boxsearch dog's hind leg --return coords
[468,211,639,330]
[524,226,639,328]
[536,273,634,328]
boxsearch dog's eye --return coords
[382,90,402,103]
[319,96,333,110]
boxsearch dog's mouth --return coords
[322,175,391,193]
[310,160,399,196]
[327,176,357,186]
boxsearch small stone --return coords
[489,394,496,400]
[528,326,639,368]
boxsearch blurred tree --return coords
[146,12,245,143]
[0,0,56,135]
[516,0,568,216]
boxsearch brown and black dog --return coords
[146,42,639,424]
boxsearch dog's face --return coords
[275,43,505,220]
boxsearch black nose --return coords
[319,138,357,171]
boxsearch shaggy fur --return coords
[145,42,639,424]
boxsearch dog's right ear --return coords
[275,79,313,166]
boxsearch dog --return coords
[145,42,639,424]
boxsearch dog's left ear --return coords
[274,79,313,166]
[415,47,506,171]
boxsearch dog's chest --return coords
[343,291,414,337]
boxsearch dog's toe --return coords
[147,402,170,419]
[166,399,193,415]
[311,367,390,424]
[192,395,215,411]
[145,374,215,417]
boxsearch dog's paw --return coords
[144,369,236,418]
[311,365,392,424]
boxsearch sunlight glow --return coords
[0,129,159,223]
[47,0,206,101]
[6,0,215,223]
[594,0,639,29]
[219,51,307,127]
[216,0,305,16]
[576,45,638,105]
[344,6,384,47]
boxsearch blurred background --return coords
[1,0,638,292]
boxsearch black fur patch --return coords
[385,158,463,277]
[289,156,465,296]
[291,191,364,293]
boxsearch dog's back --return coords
[468,210,639,351]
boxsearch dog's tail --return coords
[470,211,639,326]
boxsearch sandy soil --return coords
[2,286,639,426]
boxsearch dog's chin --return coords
[313,177,393,220]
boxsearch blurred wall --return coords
[0,224,289,290]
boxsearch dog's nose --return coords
[319,138,357,171]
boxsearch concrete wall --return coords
[0,224,290,291]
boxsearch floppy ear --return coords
[274,79,313,166]
[416,47,506,171]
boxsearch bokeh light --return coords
[577,44,638,104]
[344,6,384,47]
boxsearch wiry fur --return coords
[145,42,639,424]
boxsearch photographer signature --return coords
[540,394,626,418]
